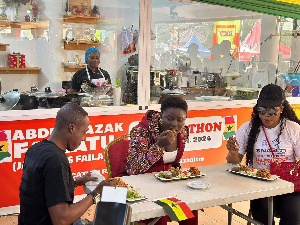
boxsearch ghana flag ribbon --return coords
[154,198,194,222]
[223,116,236,140]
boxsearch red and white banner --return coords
[0,105,299,212]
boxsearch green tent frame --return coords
[192,0,300,20]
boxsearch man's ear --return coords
[68,124,75,133]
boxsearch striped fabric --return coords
[191,0,300,19]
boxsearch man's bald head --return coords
[55,103,88,130]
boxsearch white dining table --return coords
[85,163,294,225]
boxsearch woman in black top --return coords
[71,47,111,93]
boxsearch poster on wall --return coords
[212,20,241,59]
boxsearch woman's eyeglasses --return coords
[257,107,280,116]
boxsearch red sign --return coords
[2,105,299,212]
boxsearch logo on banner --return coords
[186,116,223,151]
[0,130,12,163]
[185,115,237,151]
[223,116,237,140]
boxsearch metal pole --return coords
[228,203,232,225]
[268,196,274,225]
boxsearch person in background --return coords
[71,47,112,95]
[226,84,300,225]
[19,103,117,225]
[125,96,198,225]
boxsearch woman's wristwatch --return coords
[88,191,101,204]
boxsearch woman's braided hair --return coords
[245,100,300,166]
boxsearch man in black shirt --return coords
[71,48,112,93]
[19,103,116,225]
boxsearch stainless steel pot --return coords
[19,94,39,110]
[159,89,185,104]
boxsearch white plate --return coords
[84,184,146,202]
[154,174,173,181]
[154,172,206,182]
[228,169,279,181]
[187,172,206,178]
[127,196,147,202]
[187,181,210,189]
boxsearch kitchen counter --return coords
[0,97,299,122]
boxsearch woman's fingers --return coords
[158,130,176,147]
[227,136,238,152]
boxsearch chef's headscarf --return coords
[85,47,100,64]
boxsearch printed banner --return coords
[212,20,241,59]
[0,105,299,213]
[186,116,224,150]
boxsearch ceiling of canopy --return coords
[97,0,299,24]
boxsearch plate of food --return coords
[187,181,210,189]
[228,165,279,181]
[155,167,206,181]
[115,178,147,202]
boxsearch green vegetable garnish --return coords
[158,172,164,178]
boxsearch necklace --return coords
[85,66,104,80]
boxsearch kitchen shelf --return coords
[0,67,42,74]
[0,20,49,29]
[63,15,100,24]
[64,41,101,50]
[64,65,85,72]
[0,43,9,51]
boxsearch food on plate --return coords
[126,188,143,200]
[169,167,180,177]
[115,177,127,187]
[256,169,272,179]
[240,164,251,172]
[157,166,202,179]
[158,169,187,179]
[243,168,257,176]
[176,172,188,178]
[188,167,200,176]
[115,177,143,200]
[163,171,172,179]
[157,172,165,178]
[231,164,241,172]
[157,171,172,179]
[232,164,257,175]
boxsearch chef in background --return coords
[71,47,112,95]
